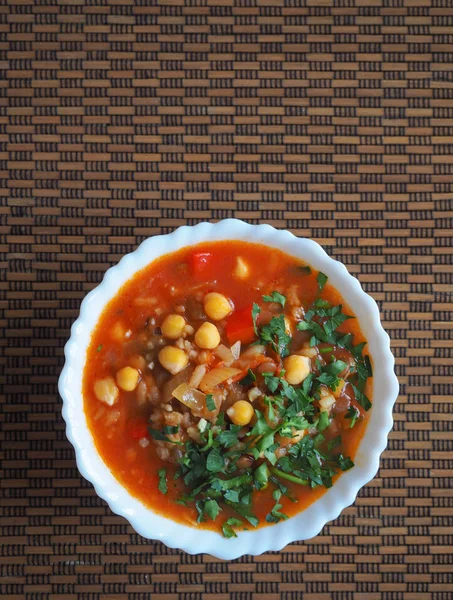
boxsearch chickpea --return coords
[227,400,254,427]
[204,292,233,321]
[116,366,140,392]
[158,346,189,375]
[94,377,119,406]
[194,322,220,350]
[283,355,311,385]
[111,321,125,341]
[233,256,249,280]
[161,314,186,340]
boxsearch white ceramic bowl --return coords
[59,219,399,560]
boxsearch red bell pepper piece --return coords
[130,421,149,440]
[226,304,256,345]
[189,251,213,275]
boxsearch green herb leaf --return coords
[351,342,366,359]
[206,394,216,412]
[266,489,289,523]
[298,265,312,275]
[317,411,331,432]
[206,447,225,472]
[345,405,360,428]
[217,424,243,448]
[259,314,291,357]
[323,359,348,376]
[157,468,167,495]
[96,344,102,352]
[199,428,214,452]
[319,346,333,354]
[314,298,330,309]
[254,463,270,491]
[245,515,259,527]
[316,272,328,292]
[262,291,286,308]
[248,410,271,437]
[349,383,372,411]
[338,455,354,471]
[270,466,309,486]
[327,435,342,451]
[252,303,261,336]
[224,489,240,503]
[222,517,243,538]
[149,425,180,442]
[211,474,253,491]
[239,369,257,386]
[323,313,353,337]
[263,372,280,393]
[203,498,221,520]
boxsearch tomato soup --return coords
[83,242,372,537]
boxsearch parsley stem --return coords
[269,467,309,486]
[319,346,333,354]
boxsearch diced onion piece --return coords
[189,364,207,389]
[235,345,267,370]
[199,366,242,392]
[197,418,208,433]
[298,347,317,359]
[233,256,249,280]
[134,296,157,306]
[214,344,235,366]
[172,383,207,412]
[241,344,266,357]
[104,409,121,427]
[319,393,336,414]
[230,340,241,360]
[248,387,262,402]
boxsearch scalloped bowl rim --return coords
[59,219,399,560]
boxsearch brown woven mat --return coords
[1,0,453,598]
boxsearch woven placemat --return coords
[1,1,453,598]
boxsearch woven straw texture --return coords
[1,0,453,598]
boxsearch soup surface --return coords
[84,241,372,537]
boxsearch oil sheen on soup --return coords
[83,241,373,537]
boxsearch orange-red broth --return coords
[83,241,371,531]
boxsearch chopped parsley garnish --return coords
[349,383,372,411]
[206,394,216,412]
[266,490,289,523]
[155,281,373,538]
[222,517,243,538]
[252,303,261,336]
[158,468,168,494]
[298,265,312,275]
[203,499,221,521]
[258,314,291,357]
[327,435,342,451]
[149,425,180,443]
[96,344,102,352]
[345,405,360,428]
[239,369,256,386]
[262,291,286,308]
[317,272,328,292]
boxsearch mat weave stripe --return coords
[1,0,452,598]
